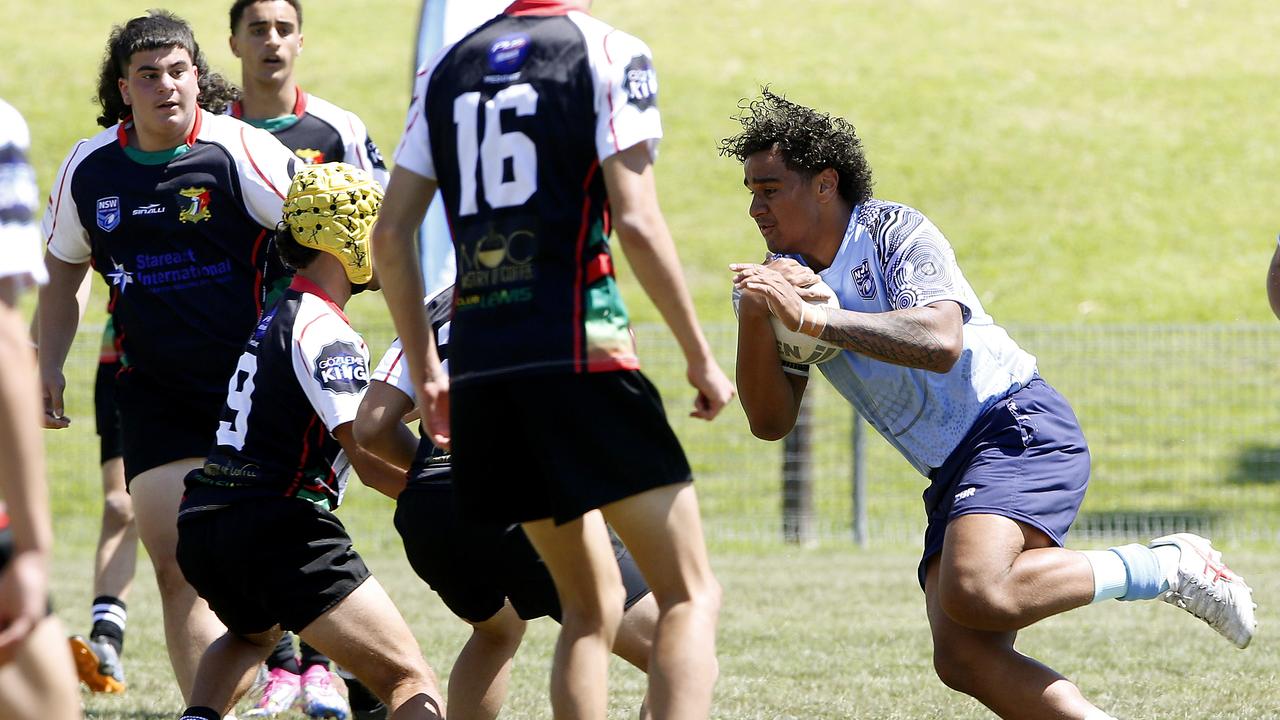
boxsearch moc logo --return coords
[313,340,368,395]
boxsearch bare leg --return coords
[188,627,282,716]
[926,515,1108,719]
[612,592,660,720]
[601,483,720,720]
[447,602,526,720]
[521,511,626,720]
[299,576,443,719]
[93,457,136,602]
[0,615,80,720]
[130,458,226,701]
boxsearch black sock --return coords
[299,641,330,670]
[90,595,126,654]
[266,633,300,674]
[179,707,220,720]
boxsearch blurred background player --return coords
[66,313,136,695]
[38,10,298,702]
[724,89,1256,720]
[371,1,736,717]
[0,96,82,720]
[226,1,388,715]
[174,163,443,720]
[354,284,665,720]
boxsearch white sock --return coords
[1151,543,1181,587]
[1080,550,1128,603]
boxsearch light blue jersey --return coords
[793,200,1037,475]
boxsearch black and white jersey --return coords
[0,99,44,288]
[183,276,370,514]
[229,87,389,188]
[371,284,453,484]
[395,0,661,385]
[42,110,297,393]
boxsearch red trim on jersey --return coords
[44,139,87,245]
[185,108,203,146]
[572,159,600,373]
[113,111,201,149]
[251,229,267,315]
[601,31,620,153]
[240,126,287,201]
[292,86,308,118]
[584,252,612,285]
[229,100,243,119]
[290,276,350,324]
[287,414,322,496]
[0,505,8,530]
[116,122,129,148]
[376,348,405,384]
[506,0,579,16]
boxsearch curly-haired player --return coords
[724,89,1257,720]
[174,163,443,720]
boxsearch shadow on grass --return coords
[1226,442,1280,485]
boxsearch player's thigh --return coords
[298,576,429,694]
[520,513,624,613]
[0,616,80,720]
[599,482,717,604]
[939,513,1054,591]
[129,458,202,554]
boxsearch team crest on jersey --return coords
[623,55,658,111]
[178,187,211,224]
[294,148,325,164]
[852,260,876,300]
[488,33,531,74]
[96,196,120,232]
[313,340,368,395]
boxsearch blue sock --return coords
[1109,543,1169,601]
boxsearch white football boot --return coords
[1149,533,1257,649]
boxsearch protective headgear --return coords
[282,162,383,285]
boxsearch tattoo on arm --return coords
[818,307,954,371]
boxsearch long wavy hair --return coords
[95,10,240,129]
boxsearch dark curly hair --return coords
[719,88,874,206]
[95,10,240,129]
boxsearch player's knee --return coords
[931,641,989,695]
[560,582,627,634]
[102,489,134,529]
[939,574,1020,631]
[359,651,438,708]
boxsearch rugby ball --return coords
[732,280,843,366]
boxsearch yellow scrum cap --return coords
[283,162,384,285]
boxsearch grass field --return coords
[6,0,1280,717]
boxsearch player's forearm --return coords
[735,303,803,440]
[371,224,437,392]
[816,305,961,373]
[35,255,88,374]
[0,299,53,556]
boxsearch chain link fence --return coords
[44,321,1280,548]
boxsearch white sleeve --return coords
[233,122,297,228]
[41,140,92,265]
[371,337,416,402]
[393,60,442,180]
[291,308,370,432]
[589,28,662,162]
[342,110,390,189]
[880,210,972,320]
[0,103,47,283]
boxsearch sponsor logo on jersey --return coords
[294,148,325,164]
[106,257,133,294]
[623,55,658,111]
[178,186,211,224]
[96,196,120,232]
[313,340,368,395]
[131,203,166,216]
[488,33,531,74]
[458,229,537,290]
[852,259,876,299]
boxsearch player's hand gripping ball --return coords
[283,162,383,284]
[733,279,843,366]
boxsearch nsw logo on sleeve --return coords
[96,196,120,232]
[313,340,368,395]
[623,55,658,111]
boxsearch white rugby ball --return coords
[732,280,843,366]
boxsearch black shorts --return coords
[451,370,692,525]
[115,371,223,483]
[394,480,649,623]
[94,361,123,465]
[176,496,371,635]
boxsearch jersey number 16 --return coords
[453,83,539,216]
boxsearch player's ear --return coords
[815,168,839,203]
[118,77,131,106]
[229,34,241,59]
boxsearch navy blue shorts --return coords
[918,377,1090,588]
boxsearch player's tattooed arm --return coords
[818,301,963,373]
